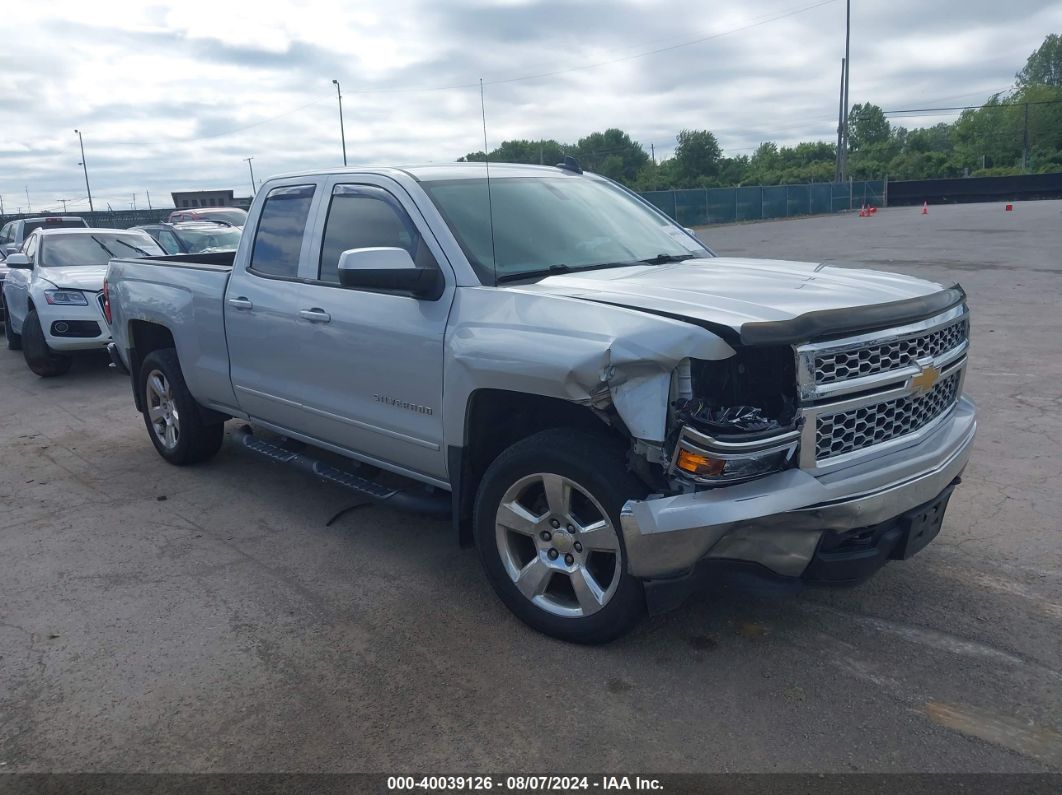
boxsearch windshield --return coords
[40,233,165,266]
[173,226,243,253]
[421,176,710,283]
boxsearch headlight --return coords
[671,424,799,485]
[44,289,88,306]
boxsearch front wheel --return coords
[473,429,647,644]
[22,310,70,376]
[139,348,224,465]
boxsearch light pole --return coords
[332,79,347,166]
[244,156,257,195]
[74,129,95,212]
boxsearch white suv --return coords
[3,227,163,376]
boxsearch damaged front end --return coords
[664,346,801,490]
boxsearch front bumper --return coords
[41,298,110,352]
[620,395,976,582]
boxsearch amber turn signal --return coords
[676,449,727,477]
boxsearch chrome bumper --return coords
[620,395,976,579]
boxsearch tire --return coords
[138,348,224,465]
[473,428,648,644]
[4,303,21,350]
[22,310,71,376]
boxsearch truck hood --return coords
[518,258,962,345]
[38,266,106,292]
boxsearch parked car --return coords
[166,207,248,226]
[3,227,163,376]
[106,162,975,643]
[0,216,88,256]
[134,221,242,255]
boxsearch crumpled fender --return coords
[443,287,734,447]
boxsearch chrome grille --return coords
[814,316,968,385]
[796,305,970,470]
[816,369,961,460]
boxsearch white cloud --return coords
[0,0,1058,211]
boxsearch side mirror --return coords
[5,253,31,269]
[337,247,443,299]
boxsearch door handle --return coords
[299,308,331,323]
[227,297,253,310]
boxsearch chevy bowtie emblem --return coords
[911,364,941,394]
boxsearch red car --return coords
[166,207,247,226]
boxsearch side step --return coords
[233,425,450,518]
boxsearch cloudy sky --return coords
[1,0,1060,212]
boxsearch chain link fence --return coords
[0,209,173,229]
[640,180,886,226]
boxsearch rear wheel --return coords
[4,304,21,350]
[139,348,224,465]
[22,310,70,376]
[473,429,647,644]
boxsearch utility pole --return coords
[244,156,257,195]
[651,143,656,166]
[131,194,137,211]
[841,0,851,181]
[74,129,95,212]
[1022,102,1030,172]
[146,189,152,210]
[25,186,32,213]
[56,199,69,213]
[834,58,846,182]
[332,79,348,166]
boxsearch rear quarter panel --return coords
[108,257,239,413]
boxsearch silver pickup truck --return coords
[105,162,975,643]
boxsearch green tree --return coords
[1017,33,1062,87]
[571,129,649,181]
[672,129,723,186]
[848,103,891,151]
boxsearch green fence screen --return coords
[640,180,886,226]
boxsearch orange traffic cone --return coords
[869,206,877,215]
[922,201,928,215]
[858,206,868,217]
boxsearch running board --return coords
[233,425,450,518]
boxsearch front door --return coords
[290,179,454,481]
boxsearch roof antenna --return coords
[480,78,498,285]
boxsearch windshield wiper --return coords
[88,235,117,259]
[110,238,156,257]
[496,264,574,283]
[639,253,697,265]
[495,254,697,284]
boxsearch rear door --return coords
[224,181,322,431]
[289,177,454,481]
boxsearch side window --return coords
[248,184,316,278]
[317,185,435,285]
[24,234,38,262]
[156,230,181,254]
[0,223,10,243]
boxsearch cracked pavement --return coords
[0,200,1060,773]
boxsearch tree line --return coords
[459,34,1062,190]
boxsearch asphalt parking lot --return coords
[1,200,1060,774]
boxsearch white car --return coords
[3,227,164,376]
